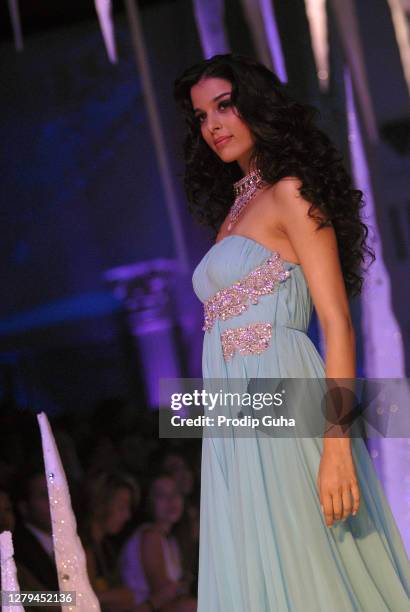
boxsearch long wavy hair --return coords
[173,53,375,297]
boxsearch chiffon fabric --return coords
[192,234,410,612]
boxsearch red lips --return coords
[214,135,232,146]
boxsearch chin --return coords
[216,152,240,164]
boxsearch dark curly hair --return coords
[173,53,375,297]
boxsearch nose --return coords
[206,111,222,134]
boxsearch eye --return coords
[193,99,232,125]
[218,100,232,110]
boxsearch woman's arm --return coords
[268,178,360,527]
[85,546,137,610]
[140,528,181,608]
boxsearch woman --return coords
[120,473,197,612]
[80,470,154,611]
[0,488,15,533]
[0,487,60,612]
[160,449,200,549]
[173,53,410,611]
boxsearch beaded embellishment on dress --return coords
[221,322,272,361]
[203,252,290,332]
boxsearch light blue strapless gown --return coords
[192,235,410,612]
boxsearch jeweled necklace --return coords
[228,168,266,231]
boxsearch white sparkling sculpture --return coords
[0,530,24,612]
[94,0,118,63]
[37,412,101,611]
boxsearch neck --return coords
[233,167,262,195]
[237,153,256,176]
[156,520,172,536]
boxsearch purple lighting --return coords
[344,65,410,555]
[104,259,184,409]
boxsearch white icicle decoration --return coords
[37,412,101,612]
[7,0,24,52]
[0,530,24,612]
[94,0,118,63]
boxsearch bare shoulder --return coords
[140,526,168,585]
[140,527,165,566]
[264,177,330,233]
[140,526,165,555]
[266,177,351,328]
[269,176,302,194]
[141,525,163,541]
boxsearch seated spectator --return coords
[0,487,15,532]
[160,449,200,596]
[161,452,194,499]
[0,485,61,612]
[13,468,59,592]
[80,470,147,611]
[120,473,197,612]
[161,450,199,537]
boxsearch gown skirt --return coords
[192,234,410,611]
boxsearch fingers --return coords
[351,480,360,516]
[332,491,343,521]
[341,486,353,520]
[321,496,334,527]
[321,485,360,527]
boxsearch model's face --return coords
[190,77,255,173]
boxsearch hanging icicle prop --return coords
[304,0,329,93]
[329,0,378,143]
[344,68,410,556]
[7,0,23,52]
[240,0,287,82]
[386,0,410,95]
[94,0,118,63]
[193,0,230,58]
[0,531,24,612]
[37,412,101,612]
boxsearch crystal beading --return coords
[221,322,273,361]
[203,252,290,332]
[233,168,263,197]
[228,168,266,230]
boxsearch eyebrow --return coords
[193,91,231,113]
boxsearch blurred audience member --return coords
[0,484,60,612]
[0,488,15,532]
[161,452,194,499]
[160,449,200,593]
[13,467,59,591]
[120,473,196,612]
[80,470,142,611]
[161,450,199,537]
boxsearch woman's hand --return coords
[317,441,360,527]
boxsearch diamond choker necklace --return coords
[228,168,266,231]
